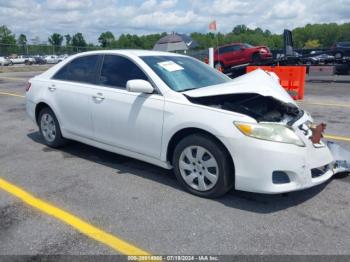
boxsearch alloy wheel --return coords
[40,113,57,143]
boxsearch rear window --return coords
[53,55,100,84]
[243,43,254,48]
[218,46,233,53]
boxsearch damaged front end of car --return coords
[185,93,303,125]
[184,69,350,177]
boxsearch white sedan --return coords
[26,50,335,198]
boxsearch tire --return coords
[334,52,343,59]
[252,53,261,63]
[38,107,66,148]
[172,134,234,198]
[214,62,224,72]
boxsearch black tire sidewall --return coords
[38,108,65,148]
[173,134,234,198]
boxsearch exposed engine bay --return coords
[186,93,304,125]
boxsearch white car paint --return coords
[0,56,11,66]
[26,50,334,194]
[44,55,62,64]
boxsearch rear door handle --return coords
[48,85,56,92]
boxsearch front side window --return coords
[99,55,148,88]
[53,55,100,84]
[141,56,230,92]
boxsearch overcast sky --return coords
[1,0,349,44]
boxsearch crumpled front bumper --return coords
[327,141,350,174]
[222,135,335,194]
[221,113,349,194]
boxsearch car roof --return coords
[70,49,186,57]
[218,43,245,48]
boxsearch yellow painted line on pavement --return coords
[0,91,25,98]
[0,177,150,256]
[324,134,350,142]
[0,76,27,82]
[298,101,350,108]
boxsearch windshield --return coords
[141,56,231,92]
[243,43,254,48]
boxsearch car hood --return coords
[183,69,296,106]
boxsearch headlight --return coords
[234,122,305,146]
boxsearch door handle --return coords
[92,93,105,102]
[48,84,56,92]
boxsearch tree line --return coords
[0,23,349,56]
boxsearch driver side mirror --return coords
[126,79,154,94]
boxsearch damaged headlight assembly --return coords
[234,122,305,147]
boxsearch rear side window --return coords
[218,46,233,54]
[99,55,148,88]
[53,55,100,84]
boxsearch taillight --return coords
[25,82,31,92]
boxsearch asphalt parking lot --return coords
[0,71,350,256]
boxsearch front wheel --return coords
[38,108,66,148]
[173,134,234,198]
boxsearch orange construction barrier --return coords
[246,66,306,100]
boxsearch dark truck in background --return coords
[331,42,350,59]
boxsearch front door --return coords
[91,54,164,159]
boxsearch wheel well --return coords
[166,128,235,170]
[215,60,224,67]
[35,102,50,124]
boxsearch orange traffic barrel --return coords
[246,66,306,100]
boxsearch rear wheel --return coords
[38,108,66,148]
[173,134,234,198]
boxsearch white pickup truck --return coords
[9,56,35,65]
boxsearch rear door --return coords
[218,46,233,65]
[91,54,164,158]
[231,45,245,65]
[50,55,102,139]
